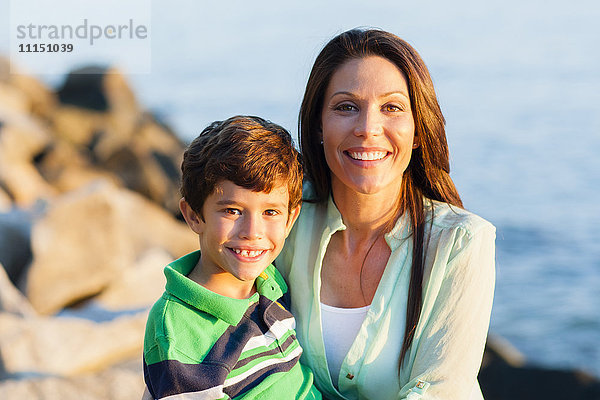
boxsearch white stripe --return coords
[240,317,296,353]
[224,345,302,387]
[160,385,225,400]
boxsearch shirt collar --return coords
[323,190,412,251]
[164,251,283,326]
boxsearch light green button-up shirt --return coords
[277,192,495,400]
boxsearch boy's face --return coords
[181,180,300,295]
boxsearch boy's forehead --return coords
[212,180,289,204]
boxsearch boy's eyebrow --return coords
[215,199,287,208]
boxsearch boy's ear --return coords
[179,198,204,235]
[285,204,301,238]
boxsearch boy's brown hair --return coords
[181,115,303,217]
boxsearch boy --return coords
[142,116,320,399]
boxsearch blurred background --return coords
[0,0,598,399]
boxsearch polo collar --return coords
[164,251,282,326]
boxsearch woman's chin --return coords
[332,176,403,197]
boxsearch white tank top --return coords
[320,302,370,388]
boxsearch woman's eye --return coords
[224,208,241,215]
[334,103,357,112]
[383,104,402,112]
[264,209,280,216]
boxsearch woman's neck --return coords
[331,178,402,240]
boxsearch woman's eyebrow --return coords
[330,90,409,99]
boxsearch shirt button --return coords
[346,373,354,380]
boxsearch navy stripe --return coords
[235,334,298,369]
[224,352,302,398]
[144,356,229,399]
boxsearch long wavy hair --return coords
[299,28,463,367]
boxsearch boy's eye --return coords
[224,208,241,215]
[264,209,280,216]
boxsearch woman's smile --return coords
[344,147,392,167]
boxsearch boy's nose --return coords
[239,215,264,240]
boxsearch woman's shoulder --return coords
[427,199,495,237]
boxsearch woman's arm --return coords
[399,222,496,399]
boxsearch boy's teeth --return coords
[233,249,264,257]
[348,151,386,161]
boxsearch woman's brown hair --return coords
[299,28,463,367]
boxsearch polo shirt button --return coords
[346,373,354,380]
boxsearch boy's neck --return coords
[187,261,257,300]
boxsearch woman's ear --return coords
[412,137,420,149]
[179,198,204,234]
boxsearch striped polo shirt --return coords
[143,251,321,400]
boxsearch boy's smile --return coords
[180,180,300,299]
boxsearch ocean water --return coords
[1,0,599,377]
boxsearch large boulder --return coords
[0,362,143,400]
[0,311,146,377]
[0,263,35,317]
[93,247,172,311]
[479,335,600,399]
[51,67,185,215]
[0,208,34,286]
[0,185,11,211]
[0,56,57,119]
[0,110,57,206]
[25,181,196,314]
[55,66,139,148]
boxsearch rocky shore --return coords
[0,58,598,399]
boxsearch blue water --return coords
[1,0,599,377]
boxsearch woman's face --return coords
[321,56,416,197]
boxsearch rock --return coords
[25,181,133,314]
[479,335,600,399]
[25,181,196,314]
[0,81,29,114]
[481,334,526,368]
[0,263,36,317]
[57,66,110,111]
[0,209,33,286]
[9,74,58,120]
[52,66,183,215]
[0,57,57,120]
[94,247,171,311]
[0,311,147,377]
[0,110,57,206]
[34,139,122,193]
[100,114,184,216]
[56,66,139,145]
[0,185,10,211]
[51,105,106,148]
[0,358,144,400]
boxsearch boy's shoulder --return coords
[144,290,228,364]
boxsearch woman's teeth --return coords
[348,151,387,161]
[232,249,265,257]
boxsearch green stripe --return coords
[238,329,295,360]
[227,340,300,379]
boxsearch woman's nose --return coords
[354,107,383,138]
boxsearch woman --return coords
[277,28,495,399]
